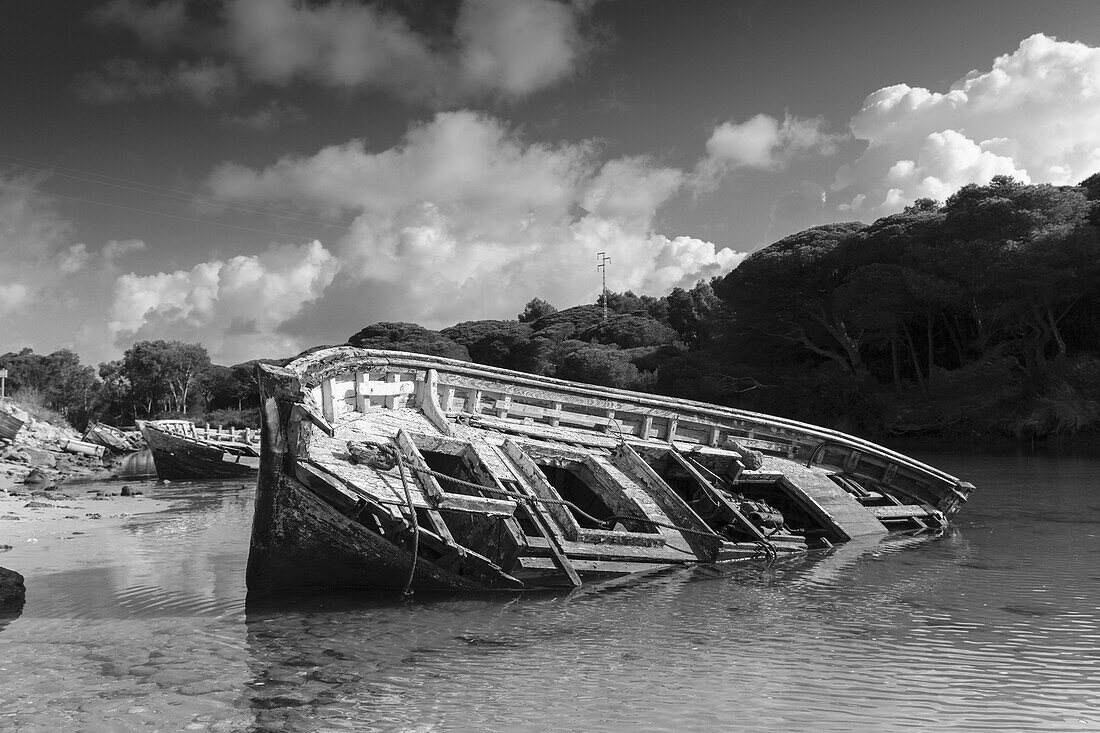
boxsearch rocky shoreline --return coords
[1,404,168,611]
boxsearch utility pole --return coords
[597,252,611,320]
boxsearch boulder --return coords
[0,567,26,609]
[22,448,57,468]
[23,468,49,484]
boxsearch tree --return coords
[576,313,678,348]
[518,298,557,323]
[555,347,641,389]
[121,340,211,415]
[441,320,534,369]
[346,322,470,361]
[716,222,871,379]
[666,280,721,348]
[196,365,239,411]
[0,348,99,424]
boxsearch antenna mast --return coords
[596,252,611,320]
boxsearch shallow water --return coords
[1,449,1099,732]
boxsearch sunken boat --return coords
[82,421,145,454]
[138,419,260,481]
[247,347,973,593]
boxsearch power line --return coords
[0,153,355,230]
[0,153,607,270]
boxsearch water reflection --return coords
[1,453,1099,731]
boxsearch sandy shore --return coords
[0,477,171,550]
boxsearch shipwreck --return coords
[246,347,973,593]
[138,419,260,481]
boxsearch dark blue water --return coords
[1,449,1098,732]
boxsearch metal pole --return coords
[596,252,611,320]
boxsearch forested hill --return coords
[346,175,1100,441]
[4,175,1100,443]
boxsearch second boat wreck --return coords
[139,419,260,481]
[247,347,974,593]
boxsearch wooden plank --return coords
[492,442,583,587]
[515,556,674,576]
[383,372,402,409]
[359,380,416,397]
[669,448,771,545]
[435,493,517,517]
[752,457,888,541]
[0,412,24,441]
[393,428,456,544]
[320,377,334,423]
[354,371,367,412]
[868,504,943,521]
[417,369,453,436]
[498,439,577,541]
[610,444,719,560]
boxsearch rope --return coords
[395,451,419,597]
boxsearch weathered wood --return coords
[499,439,577,541]
[0,411,23,441]
[247,346,973,593]
[140,420,259,481]
[611,443,720,560]
[669,447,771,545]
[747,457,888,541]
[359,380,416,397]
[867,504,944,521]
[417,369,453,436]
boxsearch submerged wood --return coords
[138,419,259,481]
[246,347,975,593]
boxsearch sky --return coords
[3,0,1100,367]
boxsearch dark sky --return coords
[3,0,1100,365]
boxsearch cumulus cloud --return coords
[0,284,30,316]
[102,238,147,260]
[108,240,339,363]
[699,113,843,185]
[834,33,1100,217]
[203,111,742,336]
[86,0,590,107]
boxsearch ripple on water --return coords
[2,457,1100,731]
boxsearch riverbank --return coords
[1,402,168,548]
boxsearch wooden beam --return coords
[491,442,582,588]
[417,369,453,436]
[668,448,771,545]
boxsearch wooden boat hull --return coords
[248,467,494,592]
[0,411,23,442]
[140,422,259,481]
[247,347,975,594]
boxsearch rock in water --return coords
[346,440,398,470]
[0,567,26,609]
[22,468,48,485]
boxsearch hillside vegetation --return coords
[4,175,1099,443]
